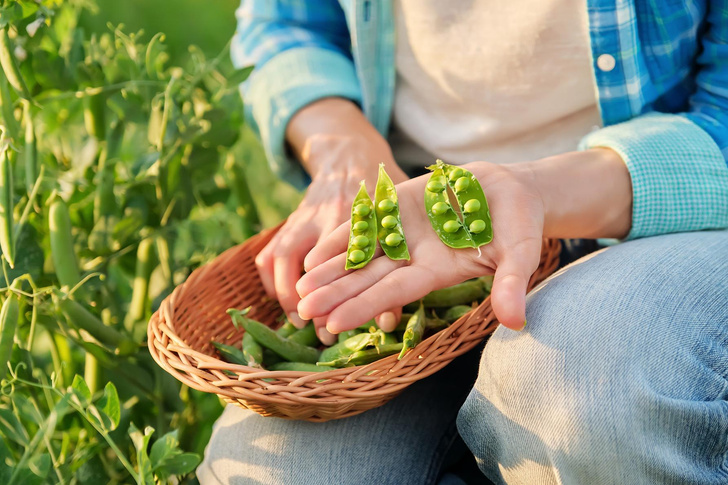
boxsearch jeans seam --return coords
[423,417,462,485]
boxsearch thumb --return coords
[490,242,540,330]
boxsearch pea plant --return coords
[0,0,262,482]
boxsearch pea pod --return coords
[318,343,403,368]
[49,197,81,288]
[83,93,106,141]
[399,302,426,359]
[54,290,126,348]
[374,164,409,260]
[422,278,487,307]
[227,309,319,364]
[211,341,247,365]
[269,362,335,372]
[0,74,20,142]
[337,329,362,343]
[276,320,297,338]
[424,165,474,249]
[442,305,473,323]
[0,280,21,381]
[345,181,377,269]
[124,237,157,332]
[287,322,320,347]
[440,162,493,246]
[0,147,15,268]
[263,349,282,366]
[242,333,263,367]
[0,27,31,100]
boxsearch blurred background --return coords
[83,0,302,225]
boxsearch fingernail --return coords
[378,312,396,332]
[288,312,307,329]
[318,326,336,346]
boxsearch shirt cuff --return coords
[579,112,728,239]
[244,47,362,190]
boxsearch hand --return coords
[296,162,545,332]
[255,98,408,344]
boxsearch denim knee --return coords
[458,231,728,485]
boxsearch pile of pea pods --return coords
[211,276,493,371]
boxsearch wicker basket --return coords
[148,224,561,422]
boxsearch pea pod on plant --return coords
[345,181,377,270]
[0,145,15,268]
[374,164,409,261]
[0,279,21,382]
[49,196,81,288]
[0,27,32,100]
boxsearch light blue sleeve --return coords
[580,2,728,239]
[231,1,362,189]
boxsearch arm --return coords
[580,3,728,239]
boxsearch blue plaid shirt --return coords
[231,0,728,239]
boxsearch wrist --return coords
[522,149,633,239]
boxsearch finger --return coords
[313,316,337,345]
[255,241,276,299]
[272,233,318,329]
[304,221,350,272]
[375,307,402,332]
[296,253,349,299]
[297,254,407,320]
[325,265,438,333]
[490,240,541,330]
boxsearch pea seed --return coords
[448,168,464,182]
[469,219,486,234]
[354,204,371,217]
[381,215,398,229]
[432,201,450,216]
[348,249,366,263]
[454,177,470,193]
[353,220,369,232]
[378,198,395,212]
[443,220,460,233]
[352,235,369,248]
[385,233,403,247]
[463,199,481,213]
[426,180,445,192]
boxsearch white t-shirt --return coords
[390,0,602,168]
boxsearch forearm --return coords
[285,98,406,182]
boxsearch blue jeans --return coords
[198,230,728,485]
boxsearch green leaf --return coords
[71,375,92,407]
[12,453,50,485]
[156,453,201,479]
[149,429,180,471]
[0,408,28,447]
[94,382,120,431]
[129,423,154,485]
[226,65,254,86]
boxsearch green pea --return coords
[454,176,470,193]
[354,204,371,217]
[431,201,450,216]
[353,220,369,232]
[469,219,486,234]
[426,180,446,192]
[385,233,403,247]
[448,167,464,182]
[348,249,365,264]
[443,220,460,233]
[378,198,395,212]
[352,235,369,248]
[463,199,480,213]
[381,215,398,229]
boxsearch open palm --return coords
[296,162,545,333]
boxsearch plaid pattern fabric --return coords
[232,0,728,239]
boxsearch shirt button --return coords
[597,54,616,72]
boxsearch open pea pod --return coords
[345,181,377,270]
[374,164,409,260]
[424,160,492,249]
[442,163,493,246]
[424,165,474,249]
